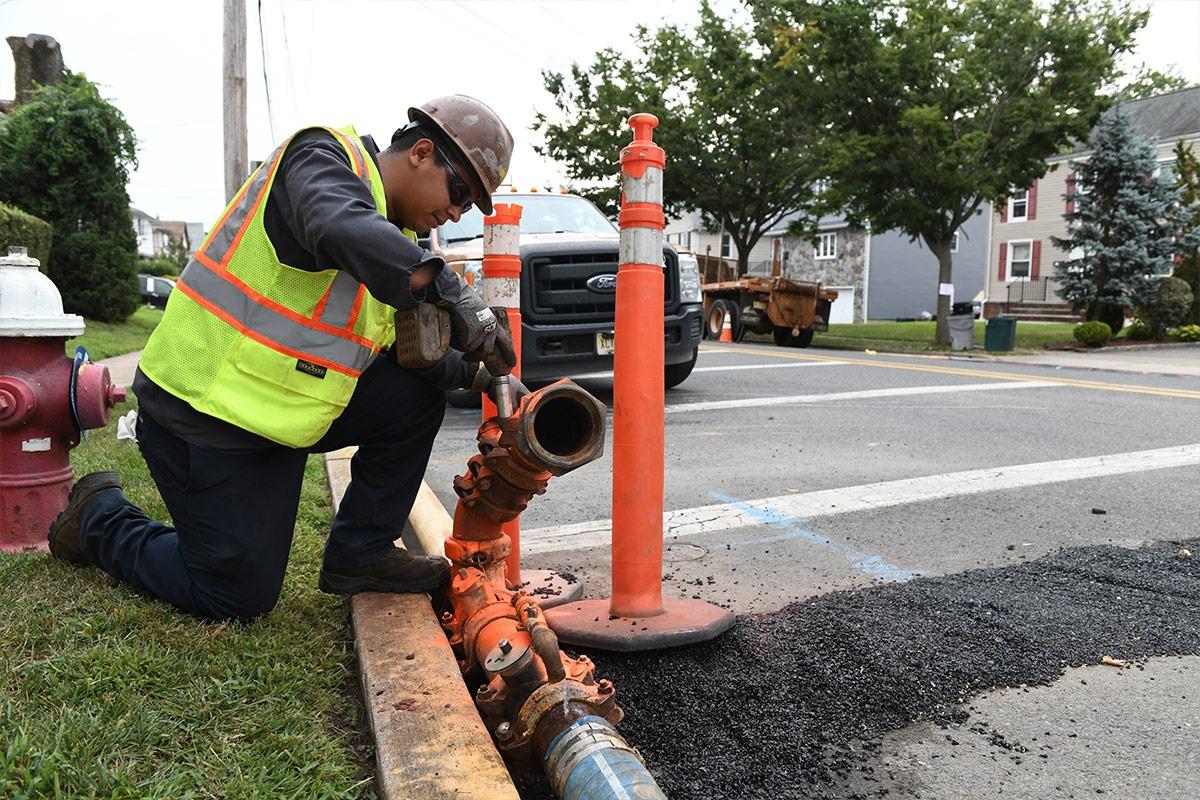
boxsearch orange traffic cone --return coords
[719,309,734,342]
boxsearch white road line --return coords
[521,443,1200,554]
[566,360,849,381]
[664,380,1060,413]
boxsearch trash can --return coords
[985,315,1018,352]
[948,313,975,351]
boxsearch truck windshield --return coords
[439,195,616,244]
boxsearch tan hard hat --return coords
[409,95,513,216]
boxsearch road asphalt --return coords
[427,341,1198,799]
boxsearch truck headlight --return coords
[677,254,702,303]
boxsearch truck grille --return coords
[526,248,679,323]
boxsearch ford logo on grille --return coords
[585,274,618,294]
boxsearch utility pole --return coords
[223,0,248,203]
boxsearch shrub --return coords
[1074,320,1112,347]
[0,73,139,322]
[1124,318,1153,340]
[139,257,177,278]
[0,202,52,272]
[1137,276,1193,339]
[1168,324,1200,342]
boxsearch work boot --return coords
[47,470,122,565]
[318,547,451,595]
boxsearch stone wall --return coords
[777,225,867,322]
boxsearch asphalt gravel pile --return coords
[516,539,1200,799]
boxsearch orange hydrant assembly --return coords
[439,379,665,798]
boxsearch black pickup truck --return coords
[429,192,703,399]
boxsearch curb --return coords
[325,450,519,800]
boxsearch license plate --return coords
[595,331,615,355]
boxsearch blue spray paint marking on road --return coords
[709,491,921,583]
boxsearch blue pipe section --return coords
[543,715,666,800]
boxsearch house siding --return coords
[866,208,990,320]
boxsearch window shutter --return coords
[1065,172,1076,214]
[1031,240,1041,280]
[998,242,1007,281]
[1000,201,1007,223]
[1028,180,1038,220]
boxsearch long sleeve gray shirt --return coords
[133,130,475,452]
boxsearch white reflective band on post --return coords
[483,276,520,307]
[484,224,520,255]
[621,167,664,204]
[619,227,664,265]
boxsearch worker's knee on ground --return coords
[193,583,282,624]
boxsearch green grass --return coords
[67,307,164,360]
[0,400,373,799]
[746,320,1078,353]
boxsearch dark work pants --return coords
[78,354,446,622]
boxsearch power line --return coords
[278,0,300,121]
[257,0,277,142]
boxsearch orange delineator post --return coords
[609,114,668,618]
[544,114,733,651]
[481,204,524,585]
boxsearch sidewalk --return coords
[98,349,141,387]
[988,344,1200,378]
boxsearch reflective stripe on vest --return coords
[178,128,380,376]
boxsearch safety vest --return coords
[139,125,403,448]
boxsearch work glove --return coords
[471,364,531,407]
[441,290,517,377]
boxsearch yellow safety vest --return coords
[140,125,405,447]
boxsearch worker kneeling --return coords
[48,96,524,623]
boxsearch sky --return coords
[2,0,1198,226]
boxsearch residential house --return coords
[666,206,990,324]
[131,207,204,259]
[984,86,1200,320]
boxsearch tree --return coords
[763,0,1146,344]
[1051,104,1199,331]
[1172,140,1200,323]
[1116,67,1190,101]
[163,234,190,273]
[536,1,826,276]
[0,72,139,322]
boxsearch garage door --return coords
[827,286,855,324]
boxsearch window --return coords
[951,231,960,253]
[814,231,837,260]
[721,233,732,258]
[684,230,692,249]
[1007,189,1028,221]
[1008,241,1032,280]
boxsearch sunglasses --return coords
[436,146,474,212]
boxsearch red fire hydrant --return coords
[0,246,126,552]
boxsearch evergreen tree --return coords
[1172,140,1200,323]
[0,72,139,322]
[1051,104,1199,332]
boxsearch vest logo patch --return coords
[295,359,327,379]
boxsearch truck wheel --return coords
[791,329,814,348]
[705,300,731,339]
[772,326,795,347]
[665,347,698,389]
